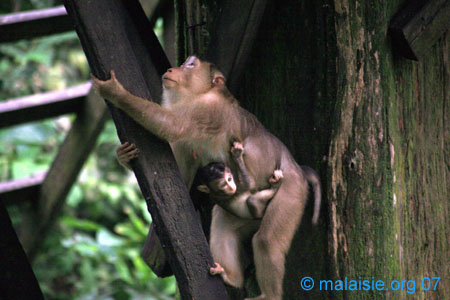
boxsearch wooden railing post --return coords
[64,1,229,299]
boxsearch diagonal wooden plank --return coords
[0,172,46,206]
[0,6,73,43]
[19,90,109,259]
[389,0,450,60]
[0,82,90,129]
[141,222,173,277]
[0,201,44,300]
[64,1,229,299]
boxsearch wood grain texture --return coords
[389,0,450,60]
[330,0,449,298]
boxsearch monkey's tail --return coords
[301,166,322,225]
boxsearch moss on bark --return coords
[183,0,449,298]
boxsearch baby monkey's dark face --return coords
[209,167,236,196]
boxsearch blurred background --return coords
[0,0,176,299]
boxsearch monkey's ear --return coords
[197,185,210,193]
[212,74,226,87]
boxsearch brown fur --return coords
[92,56,321,300]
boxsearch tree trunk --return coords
[184,0,448,299]
[329,0,449,299]
[236,1,335,298]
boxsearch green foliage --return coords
[0,1,176,299]
[0,32,88,99]
[31,144,177,300]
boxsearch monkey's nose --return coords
[167,68,174,73]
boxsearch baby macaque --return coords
[197,142,283,219]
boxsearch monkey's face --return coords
[162,56,216,96]
[210,168,237,196]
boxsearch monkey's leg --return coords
[250,172,308,300]
[210,206,247,288]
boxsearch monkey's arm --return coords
[92,71,186,142]
[246,188,277,218]
[247,169,284,218]
[230,142,255,190]
[217,192,254,219]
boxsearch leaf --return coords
[61,216,103,232]
[97,229,124,247]
[114,223,141,241]
[125,206,148,236]
[67,185,83,207]
[115,258,133,284]
[23,49,53,65]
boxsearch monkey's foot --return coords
[231,142,244,157]
[244,294,266,300]
[210,263,225,275]
[269,169,284,184]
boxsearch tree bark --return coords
[186,0,335,298]
[186,0,449,299]
[329,0,449,299]
[235,1,336,298]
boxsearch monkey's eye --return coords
[185,56,197,68]
[227,176,232,182]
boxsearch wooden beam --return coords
[389,0,450,60]
[0,82,90,129]
[0,201,44,300]
[19,90,109,259]
[204,0,268,93]
[0,6,73,43]
[0,172,45,206]
[141,224,172,277]
[64,1,228,299]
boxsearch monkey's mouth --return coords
[163,77,176,83]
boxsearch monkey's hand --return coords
[91,70,127,106]
[231,141,244,158]
[117,142,139,170]
[268,169,284,185]
[209,263,225,276]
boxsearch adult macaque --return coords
[197,141,284,219]
[92,56,321,300]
